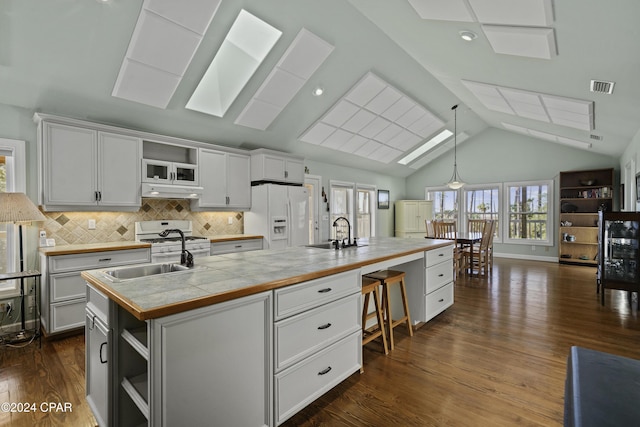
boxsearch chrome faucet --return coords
[159,229,194,267]
[332,217,352,249]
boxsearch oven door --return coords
[151,248,210,264]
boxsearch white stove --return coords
[135,220,210,263]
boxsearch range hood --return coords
[141,183,203,199]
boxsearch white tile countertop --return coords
[81,237,453,320]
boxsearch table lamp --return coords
[0,192,46,342]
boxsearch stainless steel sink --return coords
[103,263,193,280]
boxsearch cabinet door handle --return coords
[99,342,108,364]
[97,191,102,201]
[89,314,96,330]
[94,191,99,202]
[98,258,112,262]
[285,170,289,178]
[318,366,332,376]
[317,323,332,330]
[438,298,444,303]
[317,288,332,293]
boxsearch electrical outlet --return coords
[228,217,233,225]
[0,301,12,313]
[88,219,96,230]
[28,295,35,307]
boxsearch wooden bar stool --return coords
[361,276,389,356]
[365,270,413,351]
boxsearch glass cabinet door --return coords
[603,219,639,283]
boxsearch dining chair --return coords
[425,220,436,238]
[462,220,494,276]
[468,219,486,235]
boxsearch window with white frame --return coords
[330,181,354,240]
[425,187,459,222]
[0,139,26,297]
[464,185,500,240]
[504,180,553,245]
[356,184,376,238]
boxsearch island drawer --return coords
[49,248,151,274]
[425,282,454,321]
[86,283,110,325]
[425,245,453,267]
[274,270,360,320]
[275,332,361,425]
[274,293,361,372]
[425,261,453,294]
[210,238,263,255]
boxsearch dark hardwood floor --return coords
[2,258,639,426]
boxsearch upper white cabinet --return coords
[251,149,304,185]
[38,121,142,211]
[395,200,433,238]
[192,148,251,210]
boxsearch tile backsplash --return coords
[41,199,244,246]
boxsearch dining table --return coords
[426,231,483,276]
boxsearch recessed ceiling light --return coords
[312,87,324,96]
[459,31,477,41]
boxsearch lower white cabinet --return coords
[273,270,361,425]
[424,245,454,322]
[85,299,111,427]
[41,248,150,335]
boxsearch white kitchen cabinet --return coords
[210,238,263,255]
[395,200,433,238]
[273,270,361,425]
[251,149,305,185]
[192,148,251,210]
[40,248,150,335]
[85,285,112,427]
[38,121,142,211]
[406,245,454,323]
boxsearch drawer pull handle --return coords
[98,258,112,262]
[318,366,332,376]
[438,298,444,302]
[234,245,242,248]
[99,342,108,364]
[317,288,332,293]
[438,273,444,277]
[438,253,444,257]
[317,323,332,330]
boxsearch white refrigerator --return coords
[244,184,309,249]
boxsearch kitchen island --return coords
[81,237,454,427]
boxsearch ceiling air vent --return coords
[590,134,603,141]
[590,80,615,94]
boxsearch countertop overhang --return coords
[81,237,453,321]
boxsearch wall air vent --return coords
[590,80,615,94]
[590,134,603,141]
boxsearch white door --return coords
[198,149,227,207]
[226,153,251,209]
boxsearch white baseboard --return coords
[493,252,558,263]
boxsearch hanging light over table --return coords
[447,104,465,189]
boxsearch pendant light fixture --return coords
[446,104,465,189]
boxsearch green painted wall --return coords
[406,127,619,260]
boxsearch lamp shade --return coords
[0,192,46,223]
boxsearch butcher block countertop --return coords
[81,237,453,321]
[39,234,262,256]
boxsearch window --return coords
[356,185,376,238]
[0,139,26,297]
[464,185,500,241]
[330,181,354,240]
[504,180,553,245]
[425,187,459,222]
[330,181,376,240]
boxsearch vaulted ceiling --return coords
[2,0,638,177]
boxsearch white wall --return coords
[406,127,619,260]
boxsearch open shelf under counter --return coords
[121,327,149,361]
[121,374,149,420]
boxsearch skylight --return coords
[185,10,282,117]
[502,122,592,150]
[397,129,453,165]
